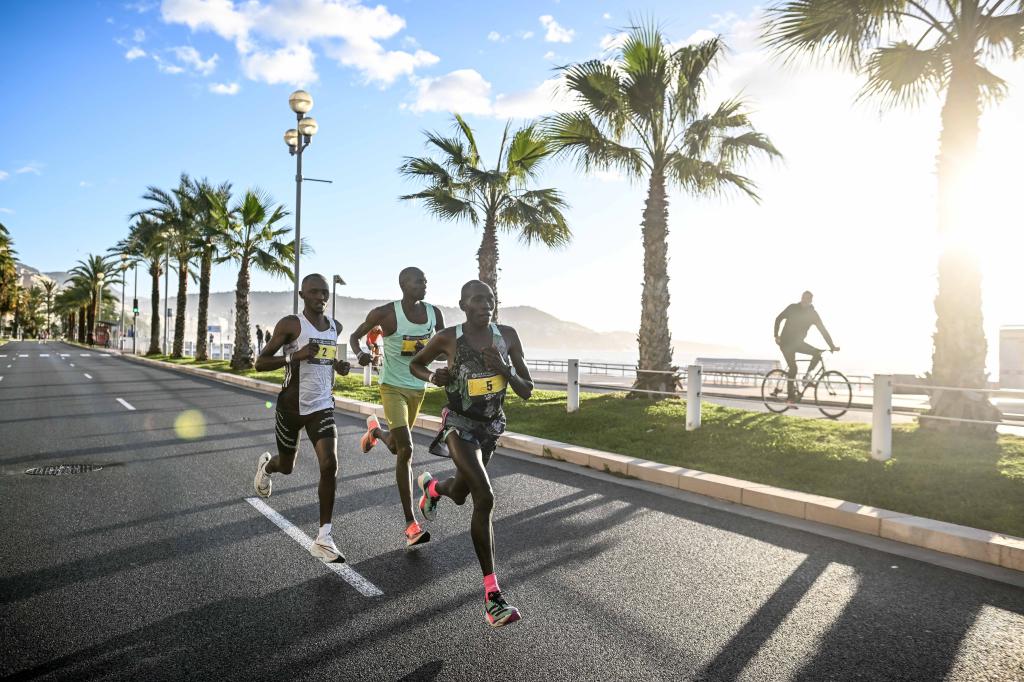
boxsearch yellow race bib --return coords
[467,374,506,397]
[401,334,431,356]
[309,340,337,365]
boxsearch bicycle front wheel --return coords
[762,369,791,413]
[815,370,852,419]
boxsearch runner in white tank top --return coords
[251,274,352,563]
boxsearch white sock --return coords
[318,523,332,539]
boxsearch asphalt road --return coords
[1,340,1023,681]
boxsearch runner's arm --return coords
[348,306,389,366]
[254,316,301,371]
[502,327,534,400]
[432,305,447,360]
[410,330,453,386]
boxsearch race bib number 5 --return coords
[467,373,506,397]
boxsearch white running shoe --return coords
[254,452,272,497]
[310,534,345,563]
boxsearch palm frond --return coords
[559,59,630,136]
[977,10,1024,58]
[499,188,572,247]
[452,114,482,165]
[718,131,784,165]
[859,41,948,107]
[400,188,480,225]
[666,153,761,201]
[505,124,553,182]
[544,112,647,175]
[671,37,727,124]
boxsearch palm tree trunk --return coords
[78,305,87,343]
[635,167,674,396]
[926,55,999,434]
[148,262,161,355]
[231,257,253,370]
[477,213,500,320]
[196,246,212,361]
[172,255,188,358]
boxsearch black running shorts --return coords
[275,408,337,456]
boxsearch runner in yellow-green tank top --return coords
[349,267,445,548]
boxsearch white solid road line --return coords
[245,497,384,597]
[84,373,93,380]
[116,398,136,411]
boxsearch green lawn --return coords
[146,354,1024,538]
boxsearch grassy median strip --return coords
[149,354,1024,538]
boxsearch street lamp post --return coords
[163,246,169,355]
[284,89,319,315]
[95,271,106,347]
[331,274,346,322]
[132,263,138,355]
[119,254,128,350]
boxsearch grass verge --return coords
[144,353,1024,537]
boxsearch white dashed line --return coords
[0,354,6,357]
[40,353,50,357]
[0,376,4,382]
[83,373,92,380]
[80,353,91,357]
[245,497,383,597]
[101,354,110,358]
[69,363,75,367]
[116,398,136,411]
[18,354,28,357]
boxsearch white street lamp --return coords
[285,90,322,315]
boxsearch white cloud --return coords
[539,15,574,43]
[408,69,493,115]
[171,45,219,74]
[125,1,157,12]
[15,163,43,175]
[487,31,501,42]
[125,46,147,60]
[602,12,611,20]
[161,0,437,86]
[543,50,556,61]
[493,76,577,118]
[133,28,146,42]
[79,180,93,187]
[209,81,240,94]
[0,208,14,215]
[519,30,534,40]
[599,32,627,51]
[241,44,317,86]
[0,171,8,181]
[154,55,185,74]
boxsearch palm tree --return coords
[40,279,58,337]
[0,222,18,322]
[399,114,571,315]
[214,189,294,370]
[68,255,118,345]
[762,1,1019,431]
[136,174,199,358]
[546,27,781,393]
[116,216,168,355]
[190,178,232,361]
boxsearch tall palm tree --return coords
[116,216,168,355]
[0,222,18,320]
[68,255,118,345]
[40,279,58,337]
[190,178,232,361]
[546,27,781,393]
[214,189,295,370]
[136,174,199,358]
[763,1,1020,431]
[399,114,571,316]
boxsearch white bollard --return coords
[363,363,372,386]
[872,374,892,461]
[686,364,702,431]
[567,358,580,413]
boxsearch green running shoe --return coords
[485,590,521,628]
[418,472,439,521]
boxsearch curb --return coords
[115,349,1024,574]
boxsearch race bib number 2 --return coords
[467,374,506,397]
[309,339,337,365]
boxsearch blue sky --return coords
[2,1,1023,374]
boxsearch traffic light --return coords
[132,298,139,316]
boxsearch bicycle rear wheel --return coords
[762,369,792,413]
[815,370,852,418]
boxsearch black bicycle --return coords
[761,351,852,419]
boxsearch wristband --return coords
[285,352,294,365]
[428,371,437,385]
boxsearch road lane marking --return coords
[116,398,136,411]
[80,353,91,357]
[101,354,110,357]
[19,354,28,357]
[0,376,3,382]
[245,497,383,597]
[0,354,6,357]
[69,363,75,367]
[40,353,50,357]
[84,373,93,380]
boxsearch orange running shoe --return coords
[360,415,380,453]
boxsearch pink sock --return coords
[483,573,500,595]
[427,479,440,500]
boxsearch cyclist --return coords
[773,291,839,403]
